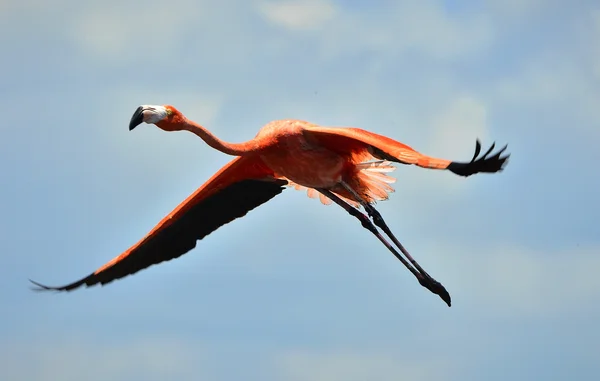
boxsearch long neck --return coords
[182,119,258,156]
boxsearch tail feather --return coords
[355,160,397,202]
[355,160,397,173]
[286,160,397,207]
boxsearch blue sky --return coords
[1,0,599,380]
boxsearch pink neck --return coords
[182,119,257,156]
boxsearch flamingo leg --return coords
[339,182,433,273]
[317,189,420,277]
[339,182,451,307]
[318,188,451,307]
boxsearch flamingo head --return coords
[129,104,185,132]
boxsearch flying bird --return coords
[30,104,510,306]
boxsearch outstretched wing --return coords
[30,156,287,291]
[303,126,509,177]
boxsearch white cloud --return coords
[0,336,209,381]
[482,7,600,137]
[258,0,337,31]
[277,350,449,381]
[484,0,547,19]
[312,1,494,62]
[70,2,191,63]
[67,0,242,64]
[428,95,489,159]
[491,55,600,137]
[0,0,68,15]
[493,57,575,105]
[590,9,600,80]
[430,243,600,319]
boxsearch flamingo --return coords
[30,104,510,306]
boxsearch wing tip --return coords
[448,140,510,177]
[27,178,290,295]
[28,274,94,292]
[29,278,64,292]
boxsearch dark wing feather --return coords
[30,157,287,291]
[445,139,509,177]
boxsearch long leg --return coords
[318,188,451,307]
[339,181,434,278]
[366,199,451,306]
[318,189,420,278]
[338,182,451,306]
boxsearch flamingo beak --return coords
[129,106,144,131]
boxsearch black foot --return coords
[418,275,452,307]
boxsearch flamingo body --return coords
[257,120,346,189]
[30,104,510,306]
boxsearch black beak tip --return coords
[129,106,144,131]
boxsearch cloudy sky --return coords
[1,0,599,380]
